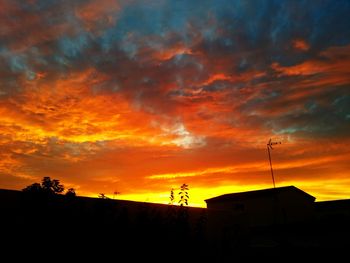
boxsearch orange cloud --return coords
[271,44,350,85]
[255,44,350,117]
[292,39,310,51]
[200,71,265,86]
[152,44,194,61]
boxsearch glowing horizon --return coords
[1,0,350,207]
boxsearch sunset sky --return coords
[1,0,350,207]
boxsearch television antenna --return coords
[267,138,281,188]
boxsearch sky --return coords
[0,0,350,207]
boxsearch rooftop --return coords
[205,186,316,203]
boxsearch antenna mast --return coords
[267,138,281,188]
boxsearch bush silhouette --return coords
[65,188,76,197]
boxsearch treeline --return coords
[22,176,76,197]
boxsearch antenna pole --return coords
[267,139,281,188]
[267,145,275,188]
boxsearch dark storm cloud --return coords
[1,0,350,137]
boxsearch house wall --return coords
[205,208,249,253]
[206,190,314,227]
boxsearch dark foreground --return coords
[1,189,350,261]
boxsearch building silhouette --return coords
[205,186,315,227]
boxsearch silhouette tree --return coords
[52,179,64,193]
[113,191,121,199]
[22,177,64,195]
[98,193,108,199]
[178,183,189,206]
[22,183,43,193]
[65,188,76,197]
[41,177,64,194]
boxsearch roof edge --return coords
[205,185,315,203]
